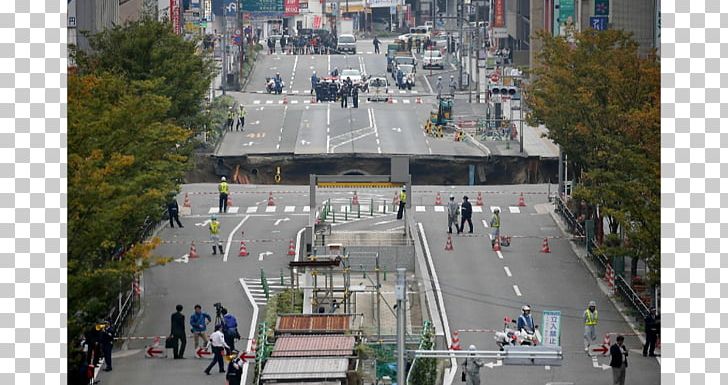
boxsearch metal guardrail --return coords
[553,198,650,322]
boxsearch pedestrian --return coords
[396,68,404,89]
[584,300,598,352]
[373,36,380,54]
[204,324,229,375]
[340,83,348,108]
[447,194,459,234]
[226,107,235,130]
[461,345,484,385]
[517,305,535,334]
[220,308,240,353]
[490,207,500,245]
[310,71,318,95]
[170,304,186,359]
[190,304,212,350]
[267,37,274,54]
[643,308,660,357]
[167,198,183,228]
[280,35,287,54]
[218,176,229,213]
[396,188,407,220]
[209,214,222,255]
[449,75,457,97]
[436,76,443,99]
[226,350,244,385]
[236,105,246,131]
[98,320,115,371]
[352,85,359,108]
[458,196,473,233]
[609,335,628,385]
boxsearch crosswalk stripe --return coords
[292,90,299,94]
[284,206,295,212]
[415,206,425,212]
[403,99,411,104]
[509,206,520,214]
[246,206,258,213]
[227,207,239,214]
[266,100,273,104]
[411,90,419,94]
[303,206,310,212]
[253,100,261,104]
[434,206,444,212]
[392,100,398,103]
[208,207,218,214]
[291,100,299,104]
[278,100,284,104]
[472,206,483,213]
[265,206,277,213]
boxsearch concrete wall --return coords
[579,0,657,56]
[120,0,146,23]
[75,0,120,51]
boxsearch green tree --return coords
[71,16,216,127]
[526,29,660,283]
[68,72,190,344]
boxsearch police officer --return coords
[397,188,407,220]
[517,305,535,334]
[167,198,183,228]
[459,196,473,233]
[218,176,229,213]
[226,350,244,385]
[98,320,115,371]
[643,308,660,357]
[235,105,246,131]
[352,84,359,108]
[209,214,222,255]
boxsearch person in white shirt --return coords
[204,324,230,375]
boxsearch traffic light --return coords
[490,86,519,98]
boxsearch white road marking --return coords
[482,219,489,228]
[273,217,290,226]
[265,206,277,213]
[513,285,522,296]
[504,266,512,277]
[472,206,483,213]
[292,90,299,94]
[253,100,261,104]
[415,206,425,212]
[403,99,410,104]
[223,216,250,262]
[246,206,258,213]
[509,206,520,214]
[303,206,310,212]
[228,207,239,214]
[370,108,382,153]
[284,206,295,212]
[239,278,258,385]
[497,250,503,259]
[434,206,444,212]
[266,100,273,104]
[291,100,299,104]
[258,251,273,261]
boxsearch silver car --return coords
[337,34,357,54]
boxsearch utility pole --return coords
[222,7,228,95]
[458,0,463,90]
[396,268,407,385]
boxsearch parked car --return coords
[337,34,357,54]
[422,49,444,69]
[340,68,363,85]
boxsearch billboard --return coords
[558,0,575,36]
[284,0,300,16]
[369,0,398,8]
[491,0,507,38]
[170,0,181,34]
[242,0,284,16]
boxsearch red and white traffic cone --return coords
[444,235,454,251]
[283,95,288,104]
[492,237,501,252]
[388,97,393,104]
[267,192,275,206]
[517,192,526,207]
[189,241,199,258]
[183,192,191,208]
[288,239,296,256]
[450,330,462,350]
[393,192,400,207]
[435,192,442,205]
[416,96,422,104]
[540,237,550,253]
[311,95,317,104]
[476,191,483,206]
[352,191,359,205]
[226,194,233,209]
[251,338,257,353]
[239,241,249,257]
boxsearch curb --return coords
[544,203,656,358]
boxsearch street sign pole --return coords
[396,268,406,385]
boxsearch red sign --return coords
[146,346,164,358]
[592,345,609,355]
[284,0,300,16]
[239,351,256,363]
[170,0,181,34]
[195,347,212,358]
[313,15,322,29]
[492,0,505,29]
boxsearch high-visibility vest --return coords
[584,309,598,326]
[219,182,229,194]
[491,214,500,228]
[399,191,407,203]
[239,107,246,117]
[209,220,220,234]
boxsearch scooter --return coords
[494,317,539,350]
[265,77,285,94]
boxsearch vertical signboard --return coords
[491,0,507,38]
[558,0,574,36]
[170,0,181,34]
[284,0,300,16]
[541,310,562,347]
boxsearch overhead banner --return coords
[284,0,300,16]
[242,0,284,16]
[491,0,507,38]
[170,0,181,34]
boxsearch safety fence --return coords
[554,198,650,323]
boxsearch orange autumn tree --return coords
[526,29,660,283]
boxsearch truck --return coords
[386,39,407,72]
[338,18,354,35]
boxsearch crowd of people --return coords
[266,30,337,55]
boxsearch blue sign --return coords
[590,16,608,31]
[390,5,396,15]
[541,310,562,347]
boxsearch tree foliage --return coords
[526,29,660,283]
[71,16,216,126]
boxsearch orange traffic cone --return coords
[541,238,551,253]
[450,330,462,350]
[251,338,257,353]
[435,192,442,205]
[183,192,191,208]
[288,239,296,256]
[416,96,422,104]
[311,95,317,104]
[444,235,454,251]
[388,97,393,104]
[239,241,249,257]
[189,241,199,258]
[476,191,483,206]
[226,194,233,209]
[393,192,400,206]
[352,191,359,205]
[267,192,275,206]
[492,237,501,252]
[517,192,526,207]
[283,96,288,104]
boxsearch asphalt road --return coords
[215,40,485,157]
[103,184,659,385]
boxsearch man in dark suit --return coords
[458,196,473,233]
[609,335,628,385]
[170,304,186,359]
[643,308,660,356]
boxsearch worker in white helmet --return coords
[461,344,484,385]
[218,176,229,213]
